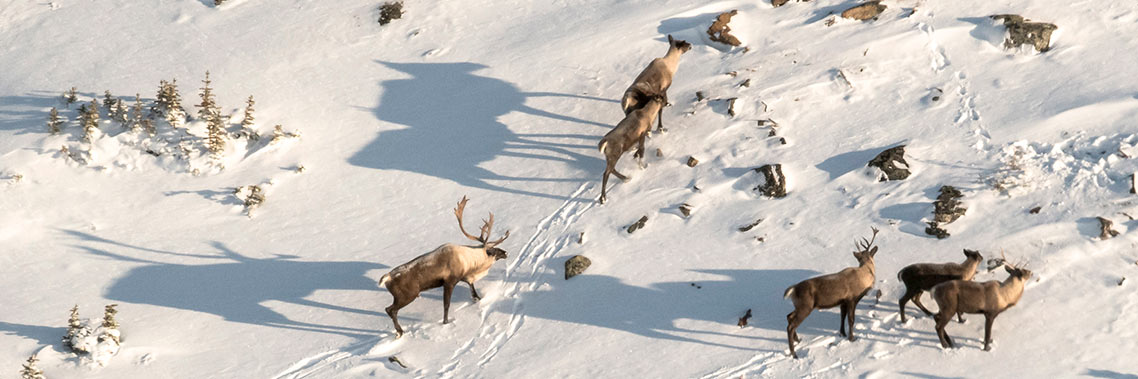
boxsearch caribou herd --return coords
[378,35,1033,358]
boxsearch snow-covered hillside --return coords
[2,0,1137,377]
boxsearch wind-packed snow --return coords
[2,0,1138,377]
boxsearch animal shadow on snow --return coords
[350,61,616,201]
[499,268,820,351]
[63,229,387,339]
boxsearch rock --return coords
[708,10,743,47]
[378,1,404,25]
[727,97,738,117]
[1131,173,1136,194]
[656,148,663,157]
[754,164,787,198]
[867,145,911,181]
[388,356,408,369]
[926,185,966,239]
[626,215,649,234]
[740,79,752,88]
[738,218,763,232]
[564,255,592,280]
[1029,206,1042,214]
[841,1,886,21]
[687,156,699,167]
[577,232,585,244]
[925,221,950,239]
[991,14,1057,52]
[932,185,966,223]
[1098,217,1120,240]
[679,203,693,217]
[695,91,705,102]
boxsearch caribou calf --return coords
[784,227,880,359]
[378,196,510,338]
[897,249,983,323]
[932,261,1032,351]
[598,93,665,204]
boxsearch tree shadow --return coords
[495,268,817,350]
[0,321,65,350]
[1085,369,1138,379]
[62,229,387,339]
[349,61,616,201]
[0,90,98,135]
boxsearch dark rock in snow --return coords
[379,1,404,25]
[626,215,649,234]
[708,10,743,47]
[754,164,787,198]
[991,14,1057,52]
[841,1,886,21]
[932,185,966,224]
[1097,217,1120,240]
[565,255,592,280]
[925,185,966,239]
[1029,206,1042,214]
[687,156,699,167]
[867,145,911,181]
[679,203,693,217]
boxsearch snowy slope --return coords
[2,0,1138,378]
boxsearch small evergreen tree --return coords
[102,90,117,115]
[128,94,144,133]
[20,354,45,379]
[207,111,227,160]
[47,107,64,135]
[102,304,119,329]
[63,304,81,350]
[150,80,169,119]
[165,79,186,128]
[197,71,217,121]
[142,119,156,136]
[113,101,128,128]
[81,99,100,143]
[240,95,259,140]
[63,87,78,108]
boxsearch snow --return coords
[3,0,1138,377]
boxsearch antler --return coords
[856,226,881,251]
[454,196,511,247]
[454,196,483,242]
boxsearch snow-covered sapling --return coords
[113,101,128,128]
[102,90,117,115]
[47,107,63,134]
[63,87,78,108]
[897,249,983,323]
[20,354,45,379]
[206,110,227,160]
[197,71,217,121]
[598,94,666,204]
[379,196,510,338]
[239,95,259,140]
[620,35,692,132]
[127,94,145,134]
[234,185,266,216]
[784,227,880,359]
[932,257,1032,351]
[63,304,87,351]
[81,99,100,143]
